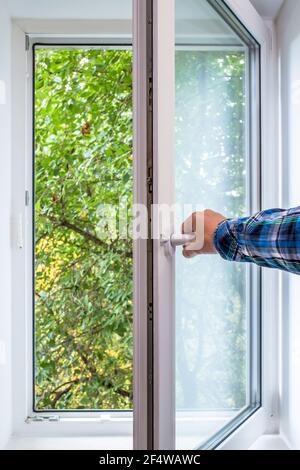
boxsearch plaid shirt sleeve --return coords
[213,206,300,275]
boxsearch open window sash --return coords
[144,0,273,451]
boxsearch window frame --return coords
[10,0,280,450]
[11,19,137,443]
[151,0,279,450]
[30,36,135,416]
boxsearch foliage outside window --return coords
[34,46,247,413]
[34,48,133,410]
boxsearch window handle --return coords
[160,233,196,256]
[170,233,196,247]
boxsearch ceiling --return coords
[250,0,285,19]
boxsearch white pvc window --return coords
[152,0,263,450]
[10,0,277,451]
[12,0,135,448]
[11,0,149,449]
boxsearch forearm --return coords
[214,207,300,275]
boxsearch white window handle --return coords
[160,233,196,256]
[170,233,196,248]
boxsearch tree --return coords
[34,48,133,409]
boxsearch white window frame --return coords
[151,0,280,450]
[11,16,140,444]
[9,0,280,450]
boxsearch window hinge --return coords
[25,35,30,51]
[147,167,153,195]
[147,302,153,321]
[148,75,153,112]
[26,415,60,423]
[147,176,153,195]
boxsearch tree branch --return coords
[52,217,132,258]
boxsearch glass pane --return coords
[34,43,133,410]
[175,0,257,449]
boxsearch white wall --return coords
[0,0,12,450]
[250,0,284,19]
[277,0,300,450]
[6,0,132,19]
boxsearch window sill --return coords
[5,434,290,451]
[249,435,290,450]
[5,436,133,450]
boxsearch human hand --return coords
[181,209,226,258]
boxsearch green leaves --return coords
[34,48,133,410]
